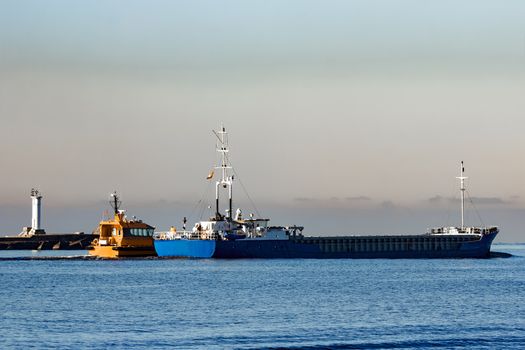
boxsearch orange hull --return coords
[88,245,156,258]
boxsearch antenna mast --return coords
[213,125,233,220]
[456,161,468,229]
[110,191,122,215]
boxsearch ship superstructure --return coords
[154,127,498,259]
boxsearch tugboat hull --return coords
[87,245,156,258]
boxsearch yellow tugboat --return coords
[88,192,157,258]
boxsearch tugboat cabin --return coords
[88,192,156,258]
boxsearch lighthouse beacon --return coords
[20,188,46,236]
[30,188,45,234]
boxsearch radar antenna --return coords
[109,191,122,215]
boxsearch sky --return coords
[0,0,524,241]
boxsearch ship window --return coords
[125,228,153,236]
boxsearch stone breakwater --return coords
[0,233,97,250]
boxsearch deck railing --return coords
[153,230,219,240]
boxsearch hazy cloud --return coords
[380,201,396,209]
[428,195,447,204]
[470,197,507,205]
[294,197,317,202]
[427,195,508,205]
[295,196,372,203]
[345,196,371,201]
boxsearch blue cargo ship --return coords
[155,224,498,259]
[153,127,498,259]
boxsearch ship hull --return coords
[155,231,498,259]
[154,239,215,258]
[87,245,157,258]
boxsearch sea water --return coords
[0,244,524,349]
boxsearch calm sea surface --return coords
[1,244,524,350]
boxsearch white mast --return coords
[213,125,233,220]
[456,161,468,230]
